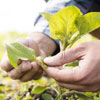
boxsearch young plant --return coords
[41,6,100,67]
[6,6,100,100]
[6,6,100,69]
[6,42,47,69]
[41,6,100,51]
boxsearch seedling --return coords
[6,42,47,69]
[6,6,100,69]
[6,6,100,100]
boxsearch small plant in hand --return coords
[6,6,100,100]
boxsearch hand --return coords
[0,37,44,82]
[44,40,100,92]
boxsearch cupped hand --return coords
[44,40,100,92]
[0,37,44,82]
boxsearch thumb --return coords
[44,45,84,66]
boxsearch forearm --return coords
[28,32,58,57]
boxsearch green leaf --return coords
[49,6,82,41]
[75,12,100,35]
[75,92,93,100]
[55,95,64,100]
[6,42,36,69]
[42,93,53,100]
[63,60,78,68]
[31,86,47,94]
[37,56,48,69]
[0,94,5,100]
[40,12,53,22]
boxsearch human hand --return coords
[0,37,44,82]
[44,40,100,92]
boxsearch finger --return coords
[8,61,32,79]
[44,66,84,83]
[8,69,23,79]
[57,82,89,92]
[20,62,42,82]
[0,53,14,72]
[44,44,86,66]
[18,61,33,73]
[20,70,36,82]
[33,68,43,80]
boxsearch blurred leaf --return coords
[75,92,93,100]
[55,96,63,100]
[75,12,100,35]
[63,60,78,67]
[49,6,82,41]
[0,94,5,100]
[40,12,53,22]
[31,86,47,94]
[23,93,33,100]
[6,42,36,69]
[42,93,53,100]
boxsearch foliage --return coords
[40,12,53,22]
[1,6,100,100]
[42,93,53,100]
[6,42,48,69]
[41,6,100,50]
[75,12,100,35]
[6,43,36,69]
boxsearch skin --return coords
[0,32,57,82]
[1,28,100,92]
[44,40,100,92]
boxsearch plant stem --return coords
[60,36,68,51]
[67,32,80,49]
[35,56,48,69]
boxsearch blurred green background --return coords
[0,31,99,100]
[0,31,28,60]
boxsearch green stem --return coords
[60,36,68,51]
[66,32,80,49]
[35,56,48,69]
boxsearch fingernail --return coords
[44,57,52,62]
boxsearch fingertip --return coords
[44,57,52,63]
[31,62,40,72]
[18,61,32,73]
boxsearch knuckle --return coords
[31,63,39,72]
[8,73,17,80]
[19,61,32,72]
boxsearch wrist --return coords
[27,32,57,57]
